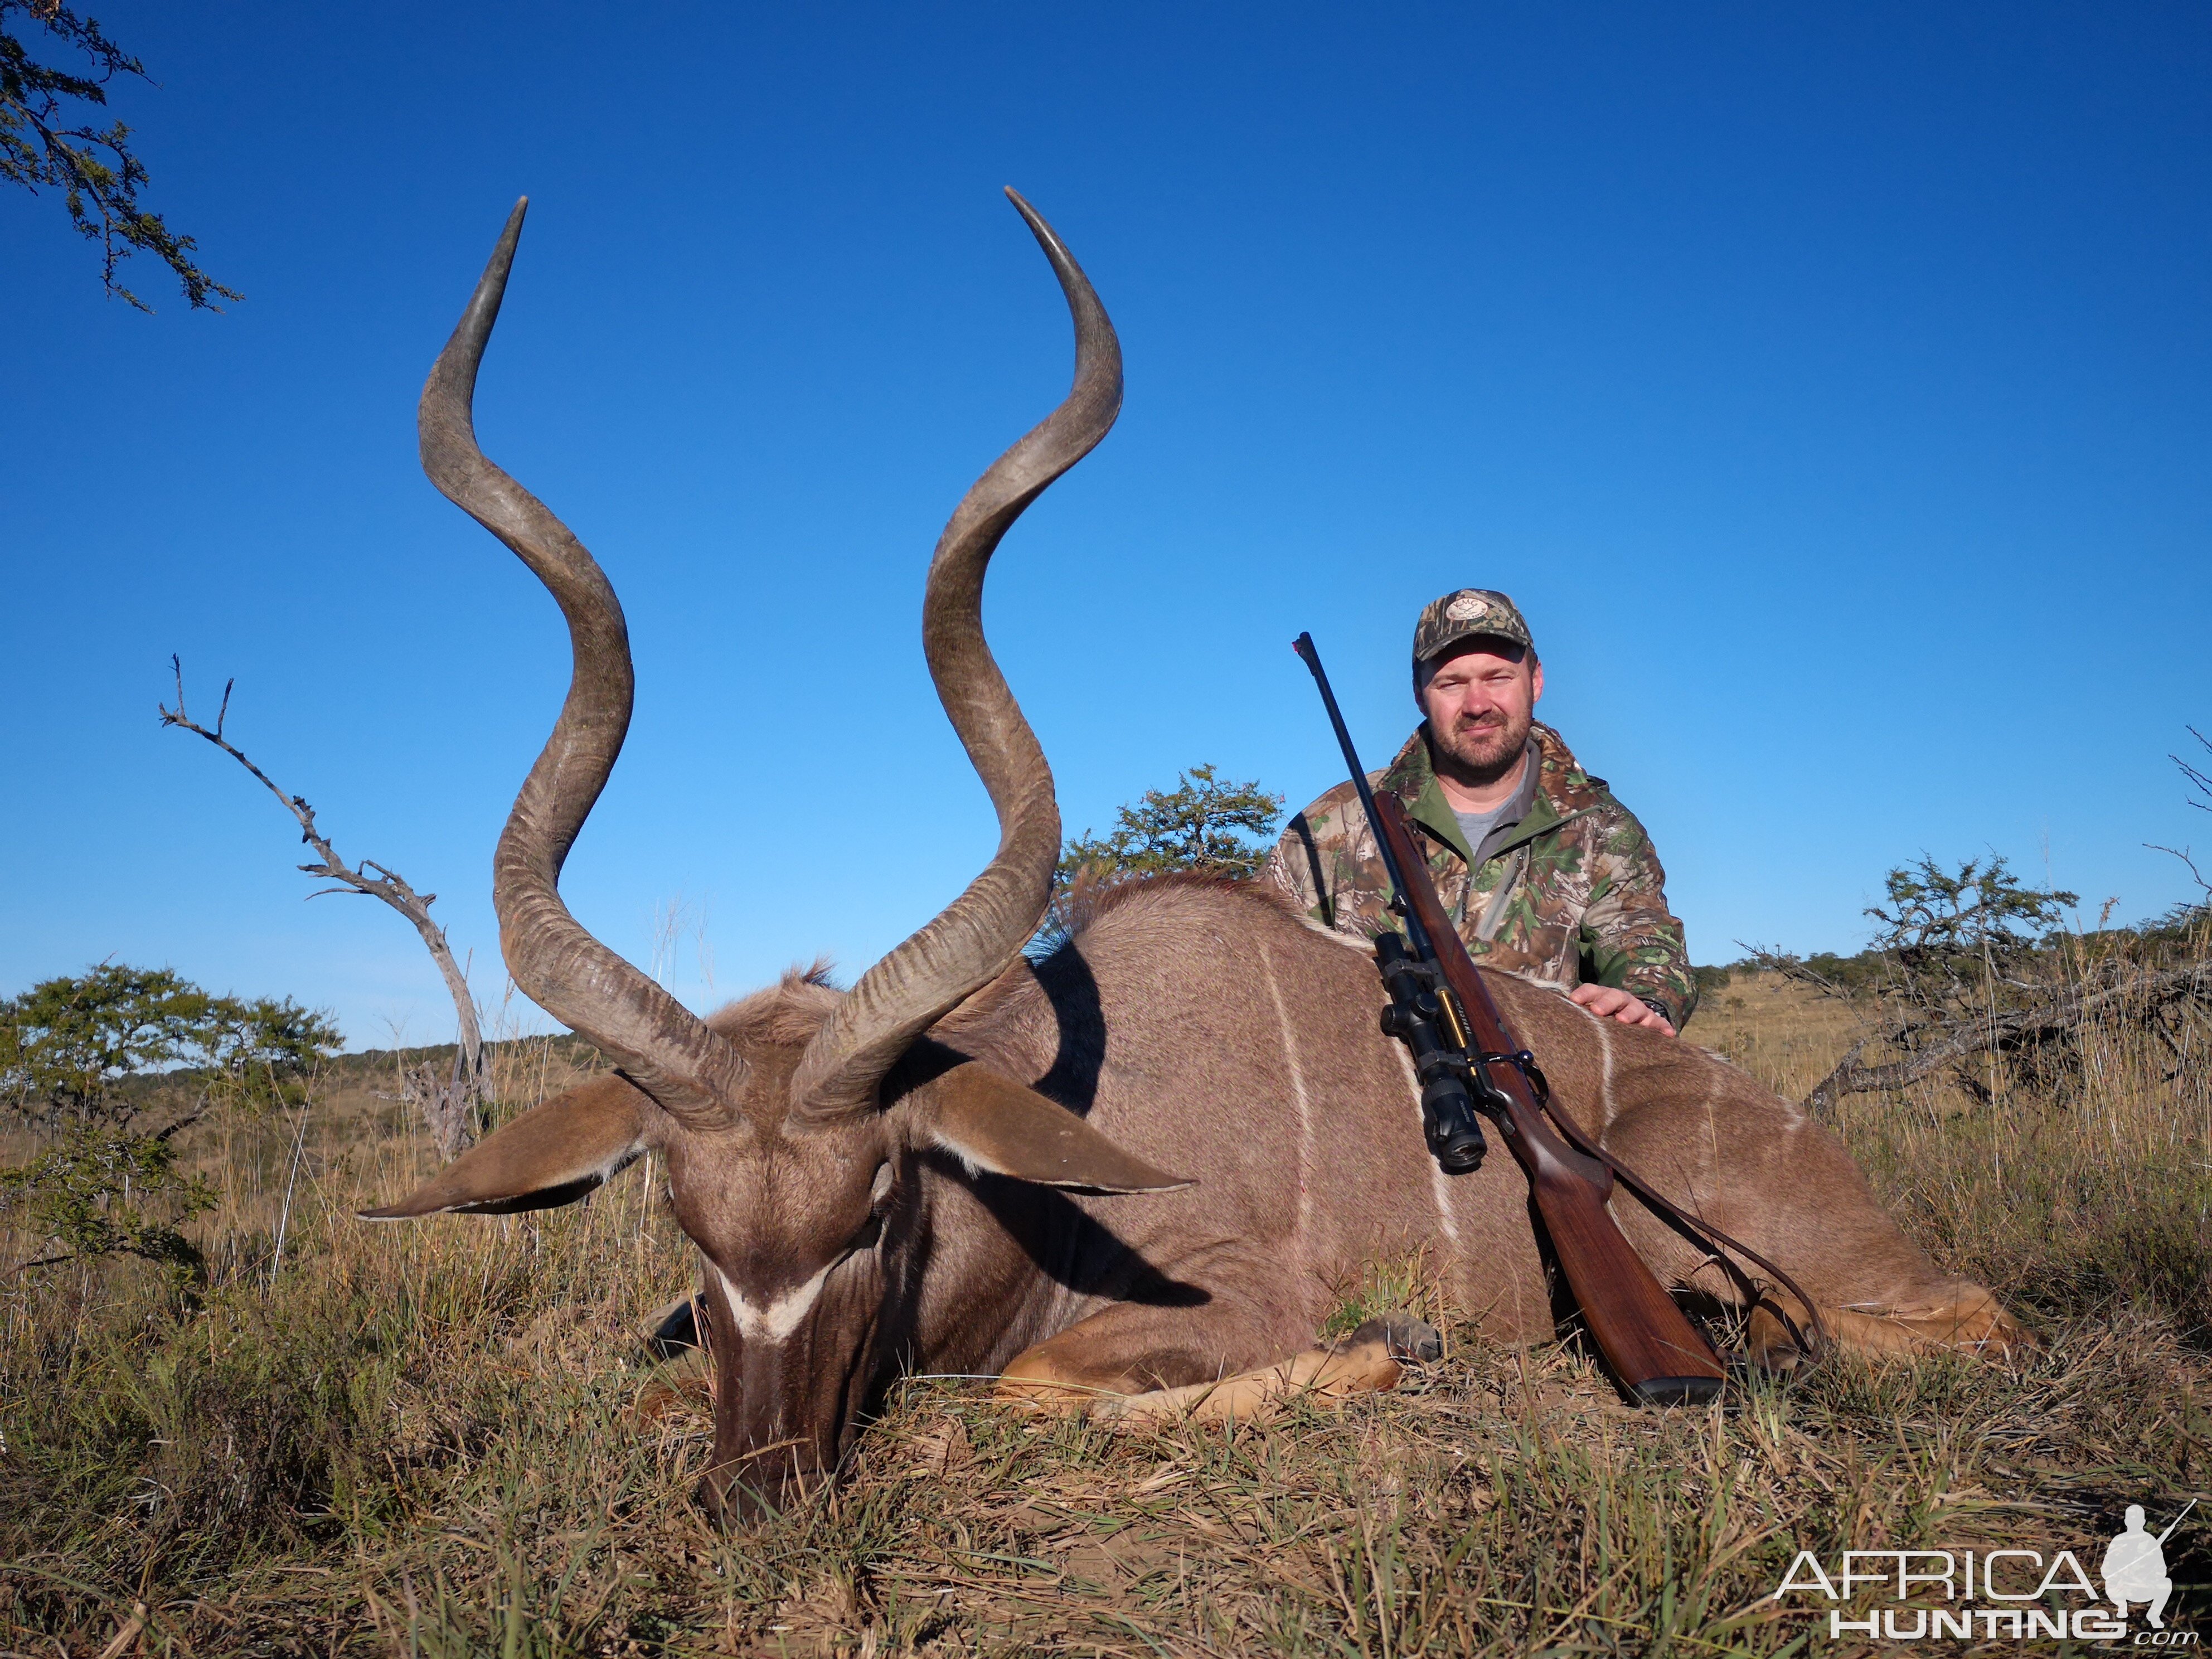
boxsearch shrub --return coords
[0,1120,215,1278]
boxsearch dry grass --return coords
[4,982,2209,1656]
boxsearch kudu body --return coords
[370,193,2024,1518]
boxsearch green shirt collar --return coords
[1384,724,1594,869]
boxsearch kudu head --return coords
[363,192,1183,1519]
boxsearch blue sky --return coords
[6,3,2208,1047]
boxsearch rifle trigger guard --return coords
[1475,1048,1550,1105]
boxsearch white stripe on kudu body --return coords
[1595,1008,1618,1123]
[1390,1044,1461,1245]
[1257,945,1315,1245]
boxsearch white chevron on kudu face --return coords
[712,1257,838,1346]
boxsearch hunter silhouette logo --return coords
[1769,1500,2198,1644]
[2106,1501,2195,1631]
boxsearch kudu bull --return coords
[368,191,2025,1518]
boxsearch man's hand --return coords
[1570,983,1675,1036]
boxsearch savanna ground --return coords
[4,966,2209,1657]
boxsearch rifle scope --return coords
[1294,632,1488,1176]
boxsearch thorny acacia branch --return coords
[0,0,239,309]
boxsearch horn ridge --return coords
[419,198,745,1124]
[788,188,1123,1124]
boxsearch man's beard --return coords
[1430,708,1532,788]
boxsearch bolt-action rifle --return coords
[1293,632,1726,1405]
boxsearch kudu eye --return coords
[845,1162,894,1254]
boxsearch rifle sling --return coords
[1445,953,1829,1353]
[1379,796,1829,1359]
[1532,1084,1831,1358]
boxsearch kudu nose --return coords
[699,1445,826,1526]
[698,1463,781,1525]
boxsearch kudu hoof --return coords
[1346,1312,1443,1364]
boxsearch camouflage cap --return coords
[1413,589,1534,664]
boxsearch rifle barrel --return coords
[1291,633,1434,958]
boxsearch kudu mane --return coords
[700,964,843,1059]
[1051,868,1290,939]
[689,878,1284,1087]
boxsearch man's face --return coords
[1419,641,1543,782]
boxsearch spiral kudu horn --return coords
[419,198,745,1125]
[788,190,1123,1125]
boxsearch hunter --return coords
[1267,588,1698,1034]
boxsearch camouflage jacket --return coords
[1264,722,1700,1028]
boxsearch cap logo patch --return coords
[1445,594,1490,622]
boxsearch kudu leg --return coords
[997,1302,1439,1424]
[1744,1286,2022,1371]
[1591,1096,2031,1367]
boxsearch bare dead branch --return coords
[2175,726,2212,812]
[1803,961,2212,1119]
[160,657,486,1157]
[2149,843,2211,907]
[1735,945,1851,1000]
[151,1108,203,1143]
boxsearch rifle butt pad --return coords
[1532,1170,1725,1401]
[1631,1375,1725,1407]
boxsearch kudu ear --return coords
[360,1074,651,1220]
[924,1063,1191,1195]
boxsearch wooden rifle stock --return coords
[1372,793,1724,1405]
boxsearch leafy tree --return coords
[1862,853,2077,1022]
[1,964,338,1280]
[2,0,237,309]
[1,963,209,1120]
[1056,764,1285,885]
[1038,764,1284,949]
[1742,855,2153,1117]
[1,963,341,1128]
[1742,744,2212,1117]
[1750,855,2077,1010]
